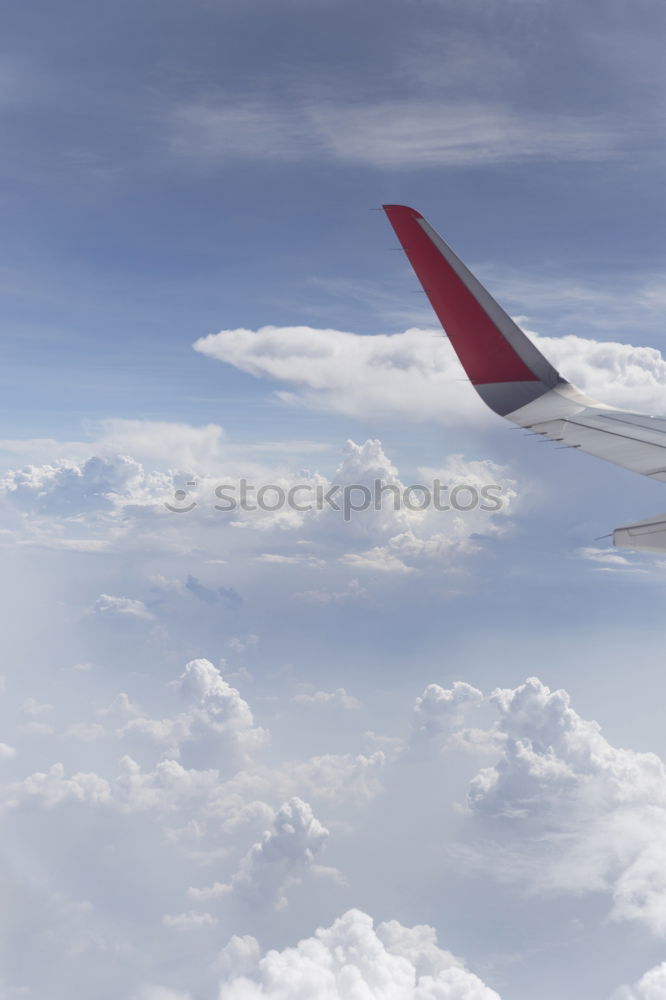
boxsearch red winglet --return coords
[383,205,545,386]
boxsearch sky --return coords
[3,1,666,998]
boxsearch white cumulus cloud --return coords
[0,429,516,574]
[193,326,481,424]
[216,907,501,999]
[612,962,666,999]
[411,682,484,751]
[123,659,268,764]
[191,797,329,910]
[459,677,666,935]
[194,324,666,423]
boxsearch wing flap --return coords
[517,407,666,478]
[614,514,666,552]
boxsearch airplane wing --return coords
[383,203,666,552]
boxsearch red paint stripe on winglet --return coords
[383,204,539,385]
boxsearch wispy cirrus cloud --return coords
[169,97,623,169]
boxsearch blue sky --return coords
[3,2,666,999]
[4,0,666,437]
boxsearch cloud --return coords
[20,697,52,717]
[112,756,227,815]
[92,594,154,621]
[458,677,666,935]
[612,962,666,999]
[193,326,484,424]
[273,751,386,806]
[340,547,414,574]
[8,656,384,864]
[11,762,111,808]
[11,636,658,998]
[257,553,325,567]
[228,635,259,653]
[292,688,361,710]
[162,911,218,932]
[412,682,484,744]
[170,97,619,169]
[8,661,272,847]
[185,577,243,609]
[190,797,329,910]
[65,722,106,742]
[311,100,619,168]
[321,440,516,572]
[577,547,652,577]
[217,751,386,810]
[0,454,162,515]
[92,420,225,472]
[0,421,327,509]
[0,449,176,553]
[578,547,638,569]
[0,421,226,473]
[219,586,244,610]
[11,752,247,827]
[216,934,262,978]
[294,579,370,605]
[195,325,666,424]
[0,427,515,576]
[537,334,666,415]
[216,908,501,999]
[185,576,221,605]
[123,659,268,764]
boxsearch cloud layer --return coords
[3,642,666,998]
[0,429,516,578]
[195,325,666,422]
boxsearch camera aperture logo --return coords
[165,479,507,520]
